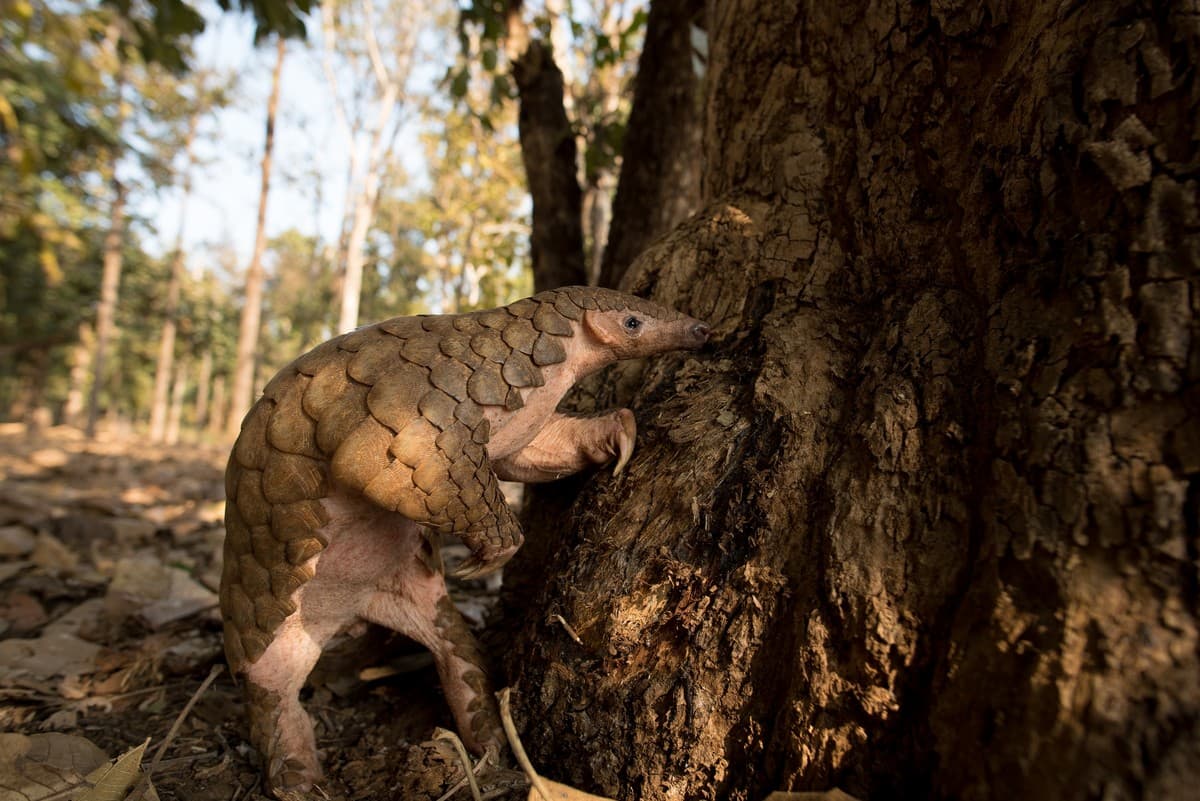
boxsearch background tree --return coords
[226,36,286,438]
[319,0,451,333]
[501,2,1200,800]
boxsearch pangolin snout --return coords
[689,322,711,346]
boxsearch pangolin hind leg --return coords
[242,614,343,796]
[359,536,505,757]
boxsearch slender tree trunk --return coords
[149,121,198,442]
[63,320,94,426]
[228,38,285,438]
[597,0,702,289]
[502,2,1200,800]
[506,1,587,291]
[85,177,126,438]
[165,357,187,446]
[194,348,212,432]
[208,374,227,437]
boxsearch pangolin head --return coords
[544,286,710,359]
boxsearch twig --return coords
[128,663,224,801]
[497,688,553,801]
[433,728,483,801]
[549,613,583,645]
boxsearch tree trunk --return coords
[194,348,212,432]
[85,177,126,438]
[227,37,285,438]
[164,356,187,446]
[62,320,94,427]
[208,373,227,438]
[507,0,587,292]
[149,120,198,442]
[597,0,702,289]
[501,2,1200,801]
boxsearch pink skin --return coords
[242,307,709,796]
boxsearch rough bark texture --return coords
[597,0,703,290]
[513,39,587,292]
[501,2,1200,800]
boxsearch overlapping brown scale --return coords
[454,400,484,428]
[366,362,429,432]
[314,380,370,455]
[429,356,472,402]
[552,294,583,320]
[262,451,327,504]
[466,364,509,406]
[561,287,599,310]
[235,469,270,526]
[434,422,470,459]
[254,594,293,632]
[389,417,439,468]
[224,510,253,557]
[267,379,320,459]
[241,630,270,665]
[504,387,524,411]
[379,316,424,339]
[413,451,452,494]
[401,334,442,366]
[420,315,457,335]
[502,350,543,388]
[286,537,324,565]
[531,333,567,366]
[331,416,393,490]
[418,388,458,430]
[238,553,271,599]
[301,352,353,419]
[452,315,481,332]
[234,401,274,470]
[250,525,286,567]
[332,327,374,353]
[270,565,309,600]
[500,320,538,353]
[269,500,326,542]
[363,460,418,512]
[507,298,538,318]
[476,309,510,329]
[531,302,573,336]
[469,329,508,363]
[347,336,401,385]
[438,333,471,360]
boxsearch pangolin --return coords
[220,286,710,796]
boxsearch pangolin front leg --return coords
[330,376,524,581]
[492,410,638,482]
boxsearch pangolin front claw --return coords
[450,548,517,580]
[612,408,637,476]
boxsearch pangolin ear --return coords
[582,309,619,347]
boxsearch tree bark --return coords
[597,0,702,289]
[501,2,1200,800]
[508,0,586,291]
[164,356,187,446]
[62,320,93,427]
[149,119,198,443]
[85,177,126,438]
[227,37,285,438]
[194,347,212,432]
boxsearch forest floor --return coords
[0,423,526,801]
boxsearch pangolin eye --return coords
[623,316,642,331]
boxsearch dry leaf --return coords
[0,731,109,799]
[75,737,149,801]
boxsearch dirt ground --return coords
[0,423,527,800]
